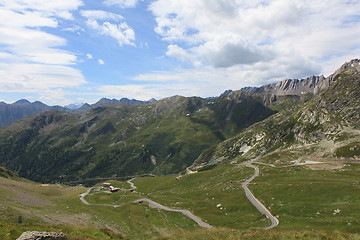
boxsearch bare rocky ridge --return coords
[242,75,327,96]
[241,59,360,97]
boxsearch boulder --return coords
[16,231,67,240]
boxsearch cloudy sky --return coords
[1,0,360,105]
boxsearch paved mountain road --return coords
[242,162,279,229]
[79,187,124,208]
[80,159,305,230]
[133,198,213,228]
[243,158,304,229]
[80,180,213,228]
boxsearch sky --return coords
[0,0,360,106]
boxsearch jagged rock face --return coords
[241,59,360,97]
[16,231,67,240]
[242,75,326,96]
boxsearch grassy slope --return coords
[1,161,360,239]
[250,162,360,232]
[0,93,277,183]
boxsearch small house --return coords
[110,186,120,193]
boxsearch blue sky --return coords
[1,0,360,106]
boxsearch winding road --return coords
[242,162,279,229]
[79,187,124,208]
[243,158,304,229]
[127,178,137,191]
[80,178,213,228]
[80,159,305,230]
[133,198,213,228]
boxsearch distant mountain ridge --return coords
[0,97,158,128]
[0,100,66,128]
[76,97,157,112]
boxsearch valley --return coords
[0,60,360,239]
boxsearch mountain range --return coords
[0,59,360,240]
[0,59,359,183]
[0,97,157,128]
[0,100,67,128]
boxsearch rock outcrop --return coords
[242,75,326,96]
[242,59,360,97]
[16,231,67,240]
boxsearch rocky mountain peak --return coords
[337,59,360,73]
[313,58,360,94]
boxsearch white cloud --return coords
[80,10,124,21]
[0,63,86,91]
[86,53,93,59]
[62,25,83,32]
[98,84,160,100]
[0,0,86,105]
[1,0,83,20]
[149,0,360,82]
[193,36,275,68]
[81,10,135,46]
[99,65,269,100]
[166,44,201,67]
[0,1,83,65]
[98,59,105,65]
[103,0,139,8]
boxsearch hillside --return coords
[0,93,277,183]
[1,60,359,184]
[194,60,360,168]
[1,162,360,239]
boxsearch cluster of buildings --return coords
[102,182,120,192]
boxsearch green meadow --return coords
[1,162,360,239]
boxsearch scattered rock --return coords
[334,209,341,214]
[17,231,67,240]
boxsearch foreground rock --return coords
[16,231,67,240]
